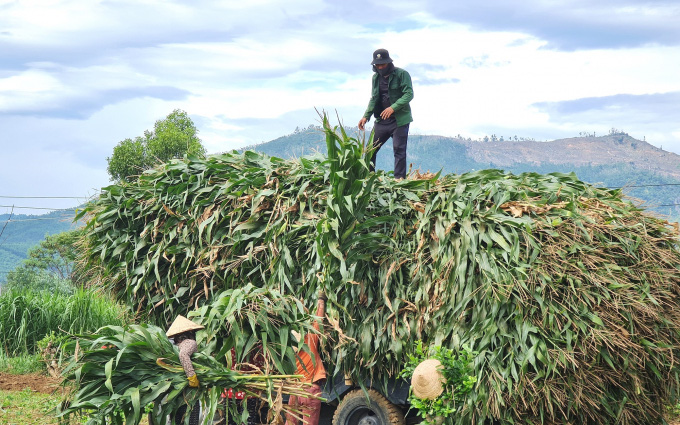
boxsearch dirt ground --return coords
[0,371,62,394]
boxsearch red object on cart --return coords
[222,388,246,399]
[221,347,265,400]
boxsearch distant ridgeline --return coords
[243,128,680,222]
[0,209,82,283]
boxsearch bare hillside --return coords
[464,134,680,179]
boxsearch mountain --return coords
[243,128,680,221]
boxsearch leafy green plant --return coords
[37,331,69,353]
[37,331,72,377]
[400,341,476,423]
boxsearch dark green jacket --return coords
[363,67,414,127]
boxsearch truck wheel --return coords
[332,389,405,425]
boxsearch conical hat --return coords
[166,315,204,337]
[411,359,445,400]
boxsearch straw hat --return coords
[166,315,204,337]
[411,359,445,400]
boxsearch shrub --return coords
[3,268,74,295]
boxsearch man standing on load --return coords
[358,48,414,180]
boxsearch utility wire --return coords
[0,216,79,223]
[607,183,680,189]
[0,195,92,199]
[0,205,78,211]
[0,206,13,248]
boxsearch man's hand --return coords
[316,290,327,319]
[358,117,368,130]
[380,107,394,120]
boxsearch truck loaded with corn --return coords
[61,114,680,425]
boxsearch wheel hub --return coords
[358,416,380,425]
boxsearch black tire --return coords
[227,398,262,425]
[174,401,201,425]
[147,400,201,425]
[332,389,405,425]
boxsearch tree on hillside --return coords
[107,109,206,182]
[3,268,73,295]
[21,229,84,282]
[2,229,85,293]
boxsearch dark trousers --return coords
[371,121,409,179]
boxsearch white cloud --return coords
[2,0,680,211]
[370,18,680,146]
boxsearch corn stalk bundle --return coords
[59,287,320,425]
[78,114,680,424]
[189,284,321,374]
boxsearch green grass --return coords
[0,387,149,425]
[0,351,43,375]
[0,388,65,425]
[0,286,129,356]
[0,387,100,425]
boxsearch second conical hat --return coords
[166,315,204,337]
[411,359,445,400]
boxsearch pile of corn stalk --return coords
[78,114,680,424]
[59,286,320,424]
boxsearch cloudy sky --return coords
[1,0,680,213]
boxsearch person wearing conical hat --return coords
[411,359,445,400]
[411,359,446,425]
[167,315,205,388]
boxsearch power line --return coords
[0,216,79,223]
[0,207,12,249]
[0,205,78,211]
[0,195,92,199]
[607,183,680,189]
